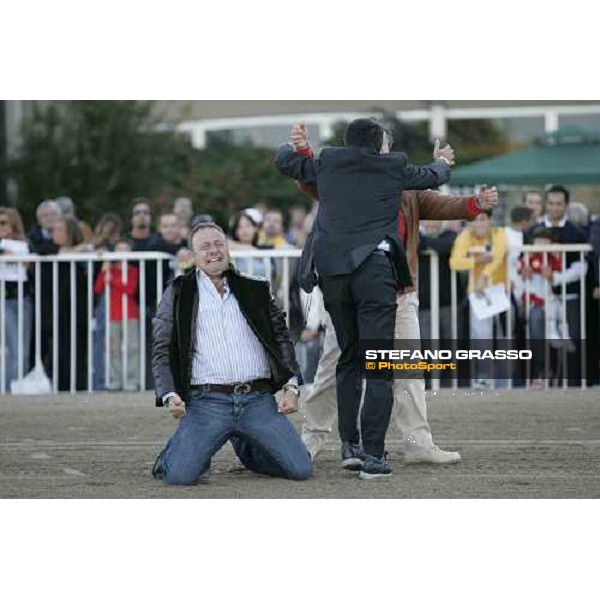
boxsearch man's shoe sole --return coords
[405,455,462,465]
[358,470,392,480]
[342,458,364,471]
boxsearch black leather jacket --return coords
[152,265,302,406]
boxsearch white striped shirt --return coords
[190,268,271,384]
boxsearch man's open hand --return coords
[478,185,499,211]
[167,394,186,419]
[277,391,299,414]
[291,123,309,150]
[433,139,455,165]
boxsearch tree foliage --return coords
[9,101,310,230]
[10,101,190,225]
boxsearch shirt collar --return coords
[196,268,229,298]
[543,215,568,228]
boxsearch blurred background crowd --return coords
[1,100,600,393]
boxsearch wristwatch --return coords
[283,383,300,396]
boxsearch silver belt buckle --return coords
[233,382,252,395]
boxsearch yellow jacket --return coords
[450,227,507,292]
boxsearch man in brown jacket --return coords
[299,185,499,464]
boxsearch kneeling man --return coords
[151,222,312,484]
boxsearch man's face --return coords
[192,228,229,276]
[289,206,306,228]
[524,193,544,219]
[159,214,182,244]
[131,203,152,229]
[37,204,61,231]
[174,197,193,223]
[546,192,568,222]
[264,211,283,237]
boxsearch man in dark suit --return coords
[274,118,454,478]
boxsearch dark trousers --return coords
[319,251,398,457]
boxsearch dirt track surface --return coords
[1,389,599,498]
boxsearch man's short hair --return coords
[130,197,153,214]
[344,118,386,150]
[36,199,59,215]
[510,206,533,224]
[265,207,283,217]
[190,221,225,243]
[545,184,570,204]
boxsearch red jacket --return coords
[94,265,140,321]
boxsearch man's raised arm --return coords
[397,139,455,190]
[274,123,319,183]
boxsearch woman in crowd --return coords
[0,207,33,392]
[90,213,123,390]
[450,209,507,388]
[227,210,274,279]
[46,216,90,391]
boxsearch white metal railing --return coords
[425,243,595,391]
[0,249,301,395]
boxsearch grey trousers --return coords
[108,320,140,391]
[301,292,435,457]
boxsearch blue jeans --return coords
[160,389,313,485]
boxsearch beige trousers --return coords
[301,292,434,456]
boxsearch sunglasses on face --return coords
[133,209,151,216]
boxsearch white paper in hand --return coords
[469,283,510,320]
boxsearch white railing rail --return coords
[425,243,595,391]
[0,249,301,395]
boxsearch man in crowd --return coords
[151,222,312,485]
[275,118,454,479]
[128,197,159,388]
[129,198,158,251]
[286,204,309,247]
[418,219,463,342]
[154,212,188,283]
[173,197,193,240]
[260,208,292,248]
[529,185,587,385]
[28,199,62,254]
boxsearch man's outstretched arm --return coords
[417,185,499,221]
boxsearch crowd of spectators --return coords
[1,185,600,393]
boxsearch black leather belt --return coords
[190,379,272,395]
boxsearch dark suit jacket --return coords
[275,144,450,284]
[152,266,302,406]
